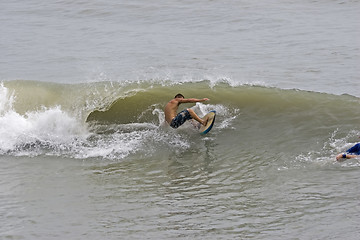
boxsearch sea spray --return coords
[1,80,359,161]
[0,83,15,115]
[0,83,90,155]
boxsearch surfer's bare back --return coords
[165,93,209,129]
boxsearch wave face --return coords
[1,80,360,162]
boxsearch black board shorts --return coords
[170,110,192,129]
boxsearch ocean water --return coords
[1,0,360,239]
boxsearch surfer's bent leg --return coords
[187,108,207,126]
[170,110,193,129]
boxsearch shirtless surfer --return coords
[165,93,209,129]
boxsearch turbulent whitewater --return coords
[1,80,359,162]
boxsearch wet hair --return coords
[174,93,184,98]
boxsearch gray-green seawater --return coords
[1,80,360,239]
[1,0,360,239]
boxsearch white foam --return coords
[293,129,360,167]
[0,84,90,154]
[0,83,15,115]
[0,84,210,160]
[192,102,240,130]
[0,107,90,153]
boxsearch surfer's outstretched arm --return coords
[178,98,209,104]
[177,98,210,126]
[165,94,209,128]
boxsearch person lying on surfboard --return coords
[336,142,360,161]
[165,93,209,129]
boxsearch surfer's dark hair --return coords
[174,93,184,98]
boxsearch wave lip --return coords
[1,80,359,161]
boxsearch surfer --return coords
[165,93,209,129]
[336,143,360,161]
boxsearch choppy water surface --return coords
[1,0,360,239]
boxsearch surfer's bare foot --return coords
[202,117,208,126]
